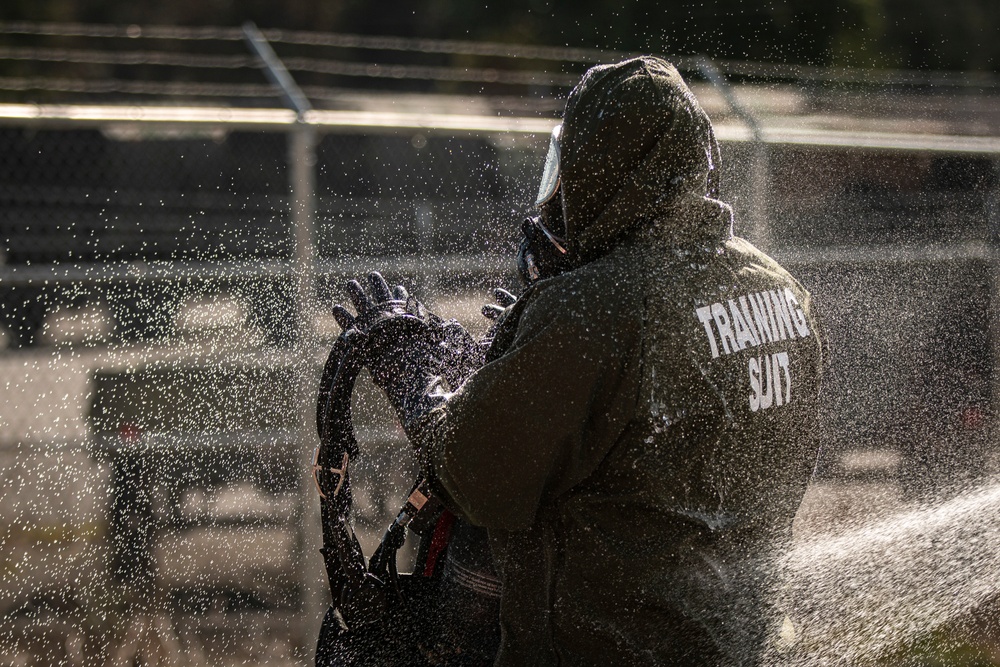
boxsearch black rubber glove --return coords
[476,286,517,359]
[332,272,478,433]
[481,287,517,322]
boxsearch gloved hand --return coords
[331,270,410,331]
[332,272,479,432]
[481,287,517,322]
[476,287,517,358]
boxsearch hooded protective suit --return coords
[415,57,824,666]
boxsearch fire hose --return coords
[313,311,463,666]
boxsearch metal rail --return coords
[1,102,998,154]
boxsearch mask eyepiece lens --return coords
[535,124,562,207]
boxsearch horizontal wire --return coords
[0,78,564,116]
[281,56,578,86]
[0,46,256,69]
[0,48,579,88]
[0,75,276,98]
[717,59,999,89]
[0,21,245,41]
[262,28,634,64]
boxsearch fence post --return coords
[244,22,324,661]
[290,126,318,339]
[696,57,770,249]
[289,121,324,663]
[990,167,1000,467]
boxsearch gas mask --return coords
[517,124,572,285]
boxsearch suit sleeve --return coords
[417,279,643,531]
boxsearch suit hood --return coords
[558,56,725,264]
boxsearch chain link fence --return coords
[0,110,551,666]
[2,22,1000,665]
[3,111,1000,666]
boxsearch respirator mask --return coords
[517,124,572,285]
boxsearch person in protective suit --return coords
[337,56,824,666]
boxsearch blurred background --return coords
[1,1,999,665]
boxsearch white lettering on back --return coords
[769,290,795,341]
[748,292,774,345]
[749,351,793,413]
[696,306,719,358]
[784,288,811,338]
[728,299,758,351]
[694,288,811,360]
[711,302,736,356]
